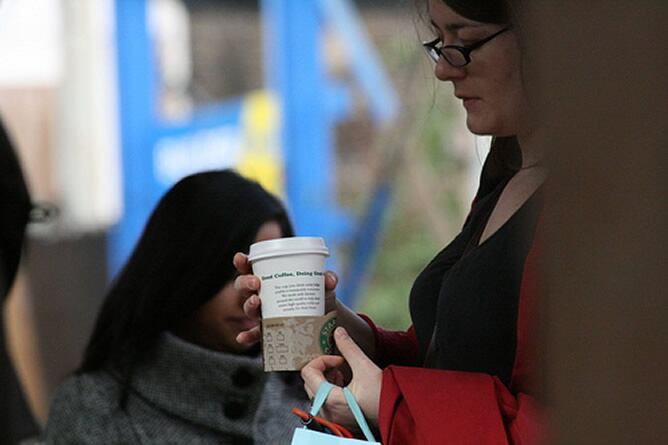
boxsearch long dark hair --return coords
[78,170,292,401]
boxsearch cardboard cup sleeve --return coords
[261,311,337,372]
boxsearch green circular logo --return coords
[319,316,337,353]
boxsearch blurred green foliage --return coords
[337,6,476,331]
[354,98,472,330]
[357,207,440,330]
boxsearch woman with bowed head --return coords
[44,170,308,444]
[235,0,548,443]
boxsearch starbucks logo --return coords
[319,316,337,354]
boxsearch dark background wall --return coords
[528,2,668,444]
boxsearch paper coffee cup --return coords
[248,237,333,371]
[248,237,329,319]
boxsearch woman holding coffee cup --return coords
[43,170,307,444]
[234,0,548,443]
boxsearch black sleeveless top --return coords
[409,168,542,386]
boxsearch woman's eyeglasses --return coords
[423,26,512,68]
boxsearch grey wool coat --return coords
[43,333,308,444]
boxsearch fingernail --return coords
[335,327,348,338]
[251,295,260,306]
[327,271,338,285]
[250,278,259,290]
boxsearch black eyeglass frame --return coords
[423,26,512,68]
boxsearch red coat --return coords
[364,220,548,445]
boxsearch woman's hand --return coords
[232,252,339,345]
[301,327,382,431]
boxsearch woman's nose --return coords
[434,57,466,82]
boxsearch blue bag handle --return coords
[342,387,376,442]
[309,381,336,416]
[308,381,378,443]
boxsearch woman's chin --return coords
[467,126,489,136]
[465,116,489,135]
[466,119,512,138]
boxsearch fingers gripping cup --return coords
[248,237,336,371]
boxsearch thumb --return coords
[333,327,376,373]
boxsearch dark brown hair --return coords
[416,0,514,26]
[443,0,510,24]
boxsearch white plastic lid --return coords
[248,237,329,263]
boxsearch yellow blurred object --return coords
[237,90,283,196]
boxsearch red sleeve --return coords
[379,367,547,445]
[358,314,419,368]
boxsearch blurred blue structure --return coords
[110,0,398,307]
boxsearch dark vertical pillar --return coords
[26,234,108,401]
[525,2,668,444]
